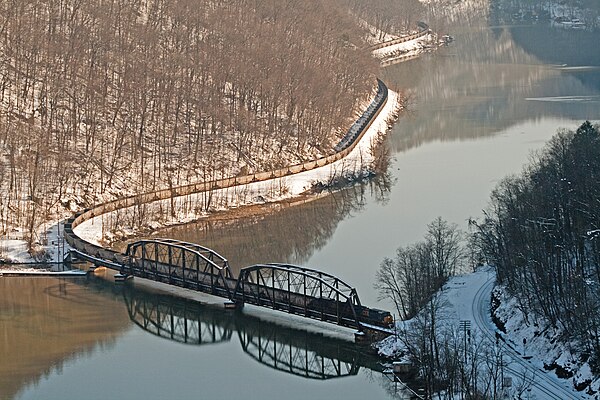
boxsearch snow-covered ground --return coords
[372,34,435,63]
[0,239,34,264]
[1,89,401,262]
[0,221,70,265]
[422,0,490,23]
[357,11,435,65]
[376,267,587,399]
[359,18,401,45]
[0,269,86,276]
[73,89,401,245]
[376,267,495,358]
[494,286,599,398]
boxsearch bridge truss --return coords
[71,239,390,332]
[124,290,233,345]
[121,289,368,380]
[233,263,363,329]
[124,238,235,298]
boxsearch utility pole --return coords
[459,320,471,400]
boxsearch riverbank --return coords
[0,19,438,267]
[370,24,437,67]
[69,88,401,248]
[492,285,600,396]
[0,87,401,265]
[375,268,589,399]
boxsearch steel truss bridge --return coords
[67,236,391,333]
[63,78,392,335]
[123,290,383,380]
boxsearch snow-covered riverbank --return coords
[372,33,436,65]
[376,267,495,359]
[0,221,67,265]
[1,89,401,264]
[493,285,600,397]
[376,268,589,399]
[73,89,401,246]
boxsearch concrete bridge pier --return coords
[224,300,240,310]
[354,331,367,343]
[115,273,133,284]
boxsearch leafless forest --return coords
[0,0,423,245]
[474,122,600,372]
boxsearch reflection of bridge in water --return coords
[64,78,393,335]
[124,290,234,345]
[68,237,393,334]
[122,289,383,380]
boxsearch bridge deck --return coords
[69,243,393,333]
[120,259,365,329]
[63,78,394,334]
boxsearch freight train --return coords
[308,298,394,329]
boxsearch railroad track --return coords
[472,276,583,400]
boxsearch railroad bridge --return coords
[63,78,392,337]
[67,236,393,335]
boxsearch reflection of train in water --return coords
[308,298,394,329]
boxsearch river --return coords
[3,11,600,400]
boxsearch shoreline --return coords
[1,84,401,265]
[1,23,436,266]
[371,23,437,67]
[68,85,400,249]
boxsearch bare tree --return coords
[0,0,381,248]
[473,122,600,372]
[375,217,464,319]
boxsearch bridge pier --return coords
[354,331,367,343]
[67,240,394,335]
[355,328,392,344]
[63,251,86,267]
[115,273,133,284]
[224,300,240,310]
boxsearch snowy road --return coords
[472,273,584,400]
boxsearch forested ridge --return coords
[0,0,423,246]
[474,121,600,370]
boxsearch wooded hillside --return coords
[0,0,420,244]
[474,121,600,371]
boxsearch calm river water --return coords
[3,14,600,400]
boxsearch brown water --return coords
[0,278,129,400]
[3,16,600,400]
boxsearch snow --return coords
[372,34,433,61]
[241,303,357,342]
[72,217,105,248]
[420,0,490,23]
[376,267,494,358]
[125,273,234,307]
[493,285,598,398]
[0,239,33,264]
[376,267,591,399]
[1,86,401,259]
[0,269,87,276]
[0,221,73,265]
[359,19,401,45]
[73,89,402,246]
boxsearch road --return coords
[472,273,584,400]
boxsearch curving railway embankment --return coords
[370,24,432,68]
[64,80,395,266]
[473,275,583,400]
